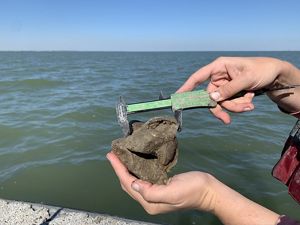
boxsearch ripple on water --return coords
[0,52,299,224]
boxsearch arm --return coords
[108,57,300,224]
[267,60,300,115]
[177,57,300,123]
[107,152,280,225]
[212,177,279,225]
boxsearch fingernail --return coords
[106,153,111,160]
[244,107,251,111]
[132,182,140,192]
[210,91,220,101]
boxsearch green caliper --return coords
[116,90,217,136]
[116,84,300,136]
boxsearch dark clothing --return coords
[277,215,300,225]
[272,119,300,204]
[273,117,300,224]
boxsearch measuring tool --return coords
[116,85,300,136]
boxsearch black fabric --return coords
[277,215,300,225]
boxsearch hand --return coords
[107,151,280,225]
[177,57,292,123]
[106,152,217,214]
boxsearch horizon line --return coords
[0,50,300,52]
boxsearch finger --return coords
[107,152,148,200]
[107,152,176,214]
[210,105,231,124]
[234,92,255,103]
[221,101,255,113]
[120,183,138,200]
[206,82,218,93]
[127,180,176,214]
[220,92,255,112]
[176,63,214,93]
[210,77,251,102]
[106,152,136,187]
[132,179,177,204]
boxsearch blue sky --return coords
[1,0,299,51]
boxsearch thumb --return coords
[131,180,171,203]
[210,78,249,102]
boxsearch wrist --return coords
[195,173,218,213]
[268,60,300,114]
[211,178,279,225]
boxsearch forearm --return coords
[208,177,279,225]
[268,61,300,114]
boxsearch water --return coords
[0,51,299,224]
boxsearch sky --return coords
[0,0,300,51]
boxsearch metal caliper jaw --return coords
[159,91,183,131]
[116,93,183,137]
[174,110,183,132]
[116,96,130,136]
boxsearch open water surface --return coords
[0,51,299,224]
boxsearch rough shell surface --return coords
[112,116,179,184]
